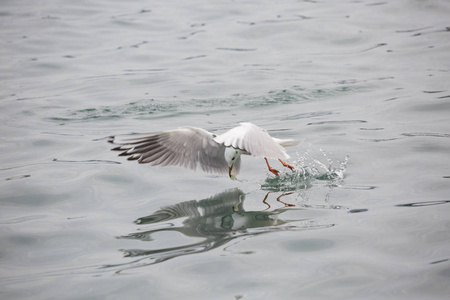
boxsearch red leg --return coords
[277,192,295,207]
[264,158,280,176]
[262,192,271,210]
[279,159,295,170]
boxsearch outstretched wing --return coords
[213,122,290,159]
[109,127,229,174]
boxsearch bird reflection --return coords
[112,188,331,269]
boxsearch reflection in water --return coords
[108,188,333,271]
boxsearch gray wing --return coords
[213,122,289,159]
[109,127,229,174]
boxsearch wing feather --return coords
[110,127,229,174]
[214,122,290,159]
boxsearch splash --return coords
[261,145,349,192]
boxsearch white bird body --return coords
[109,122,299,179]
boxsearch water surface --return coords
[1,0,450,299]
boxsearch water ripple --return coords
[402,132,450,138]
[395,200,450,208]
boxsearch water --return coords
[1,0,450,299]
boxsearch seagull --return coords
[109,122,299,180]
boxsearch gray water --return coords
[1,0,450,299]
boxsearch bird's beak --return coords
[229,166,236,180]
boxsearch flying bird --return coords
[109,122,299,180]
